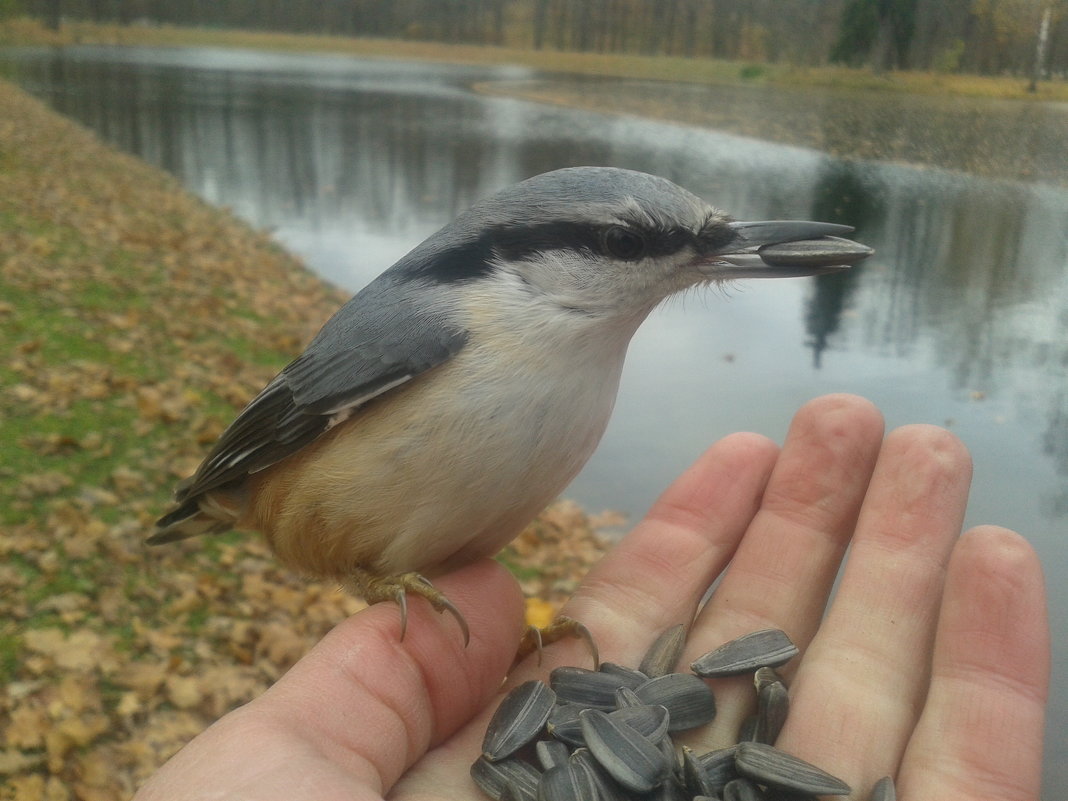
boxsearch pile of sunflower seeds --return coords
[472,626,896,801]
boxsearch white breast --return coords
[374,276,642,575]
[255,270,649,580]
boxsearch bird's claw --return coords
[517,615,599,668]
[394,587,409,641]
[357,570,470,647]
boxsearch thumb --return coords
[136,559,524,799]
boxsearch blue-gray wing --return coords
[173,286,467,504]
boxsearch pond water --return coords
[2,46,1065,787]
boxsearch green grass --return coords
[0,632,20,683]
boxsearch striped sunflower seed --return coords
[758,236,874,267]
[600,662,651,684]
[535,739,570,772]
[550,665,642,709]
[870,775,896,801]
[634,672,717,731]
[609,703,671,743]
[755,678,789,745]
[696,744,740,791]
[483,680,557,761]
[471,755,540,801]
[722,776,766,801]
[753,666,784,694]
[537,762,593,801]
[639,624,687,678]
[691,629,799,677]
[681,745,718,797]
[569,747,631,801]
[545,703,586,747]
[734,741,850,796]
[579,708,672,793]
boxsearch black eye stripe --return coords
[491,222,694,261]
[603,226,646,260]
[411,222,699,284]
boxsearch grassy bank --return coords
[3,17,1067,103]
[0,81,609,798]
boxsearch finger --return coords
[899,526,1049,801]
[392,432,780,800]
[137,559,524,800]
[521,429,781,673]
[273,560,525,785]
[685,394,884,743]
[778,425,973,796]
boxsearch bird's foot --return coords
[517,615,599,668]
[354,570,470,646]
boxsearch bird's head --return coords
[400,166,872,324]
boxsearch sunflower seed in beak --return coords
[758,235,874,268]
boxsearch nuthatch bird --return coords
[151,167,872,643]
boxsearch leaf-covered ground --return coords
[0,81,614,800]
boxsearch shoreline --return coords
[474,77,1068,186]
[4,17,1067,103]
[5,19,1066,186]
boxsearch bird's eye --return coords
[603,226,646,261]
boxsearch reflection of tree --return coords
[1043,392,1068,516]
[850,168,1068,492]
[31,54,522,252]
[800,99,1068,496]
[20,48,1068,514]
[802,159,885,367]
[805,272,850,369]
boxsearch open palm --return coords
[134,395,1049,801]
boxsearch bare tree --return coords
[1029,6,1052,90]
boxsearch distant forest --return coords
[16,0,1068,77]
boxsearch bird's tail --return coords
[149,497,235,545]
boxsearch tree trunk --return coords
[1028,7,1052,92]
[533,0,549,48]
[44,0,61,31]
[870,15,894,74]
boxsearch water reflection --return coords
[6,46,1066,524]
[7,45,1068,510]
[3,43,1067,789]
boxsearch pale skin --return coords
[134,394,1050,800]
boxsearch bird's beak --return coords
[700,220,874,279]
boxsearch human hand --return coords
[133,394,1049,800]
